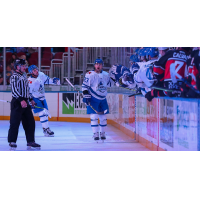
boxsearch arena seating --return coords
[41,58,51,66]
[28,58,38,66]
[29,52,38,60]
[42,52,53,60]
[17,52,26,58]
[6,52,12,65]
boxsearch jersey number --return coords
[84,77,89,83]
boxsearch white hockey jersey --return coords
[28,72,55,100]
[134,59,158,95]
[82,70,114,100]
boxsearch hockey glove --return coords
[53,77,60,85]
[83,91,91,106]
[30,100,36,108]
[122,73,134,83]
[145,90,156,102]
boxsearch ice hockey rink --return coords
[0,121,149,151]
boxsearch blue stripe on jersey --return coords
[38,96,45,100]
[107,79,111,87]
[39,115,48,118]
[89,87,106,99]
[44,77,50,84]
[82,86,89,89]
[82,83,89,88]
[41,120,48,123]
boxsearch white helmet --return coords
[158,47,169,50]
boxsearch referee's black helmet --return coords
[14,59,26,70]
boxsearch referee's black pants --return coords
[8,98,35,143]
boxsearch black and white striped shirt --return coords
[10,71,33,102]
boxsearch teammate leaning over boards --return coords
[28,65,60,137]
[109,65,137,90]
[109,49,160,96]
[134,48,159,95]
[144,47,193,101]
[185,47,200,98]
[110,48,165,101]
[153,47,192,97]
[82,59,115,141]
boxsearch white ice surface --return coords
[0,121,149,151]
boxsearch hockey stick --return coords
[65,78,80,94]
[180,78,200,94]
[65,77,74,88]
[151,86,179,92]
[34,106,52,118]
[128,87,142,97]
[111,77,138,92]
[120,86,138,92]
[128,92,142,97]
[88,103,107,115]
[0,99,11,103]
[0,99,51,118]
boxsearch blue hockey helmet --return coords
[130,54,139,63]
[130,63,139,75]
[144,47,150,59]
[144,47,150,53]
[137,48,142,60]
[135,48,140,54]
[14,59,26,70]
[28,65,38,74]
[138,48,147,61]
[94,58,104,66]
[147,47,159,58]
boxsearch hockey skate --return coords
[43,127,54,137]
[27,142,41,150]
[93,132,99,143]
[100,132,106,142]
[9,142,17,151]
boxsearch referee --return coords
[8,59,41,150]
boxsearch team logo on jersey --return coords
[97,81,106,93]
[38,84,45,94]
[146,68,153,80]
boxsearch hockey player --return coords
[138,48,148,62]
[183,47,200,98]
[129,54,140,74]
[152,47,192,98]
[110,48,159,97]
[158,47,169,57]
[133,48,160,97]
[28,65,60,137]
[109,65,136,90]
[143,47,170,101]
[146,47,159,61]
[82,59,114,141]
